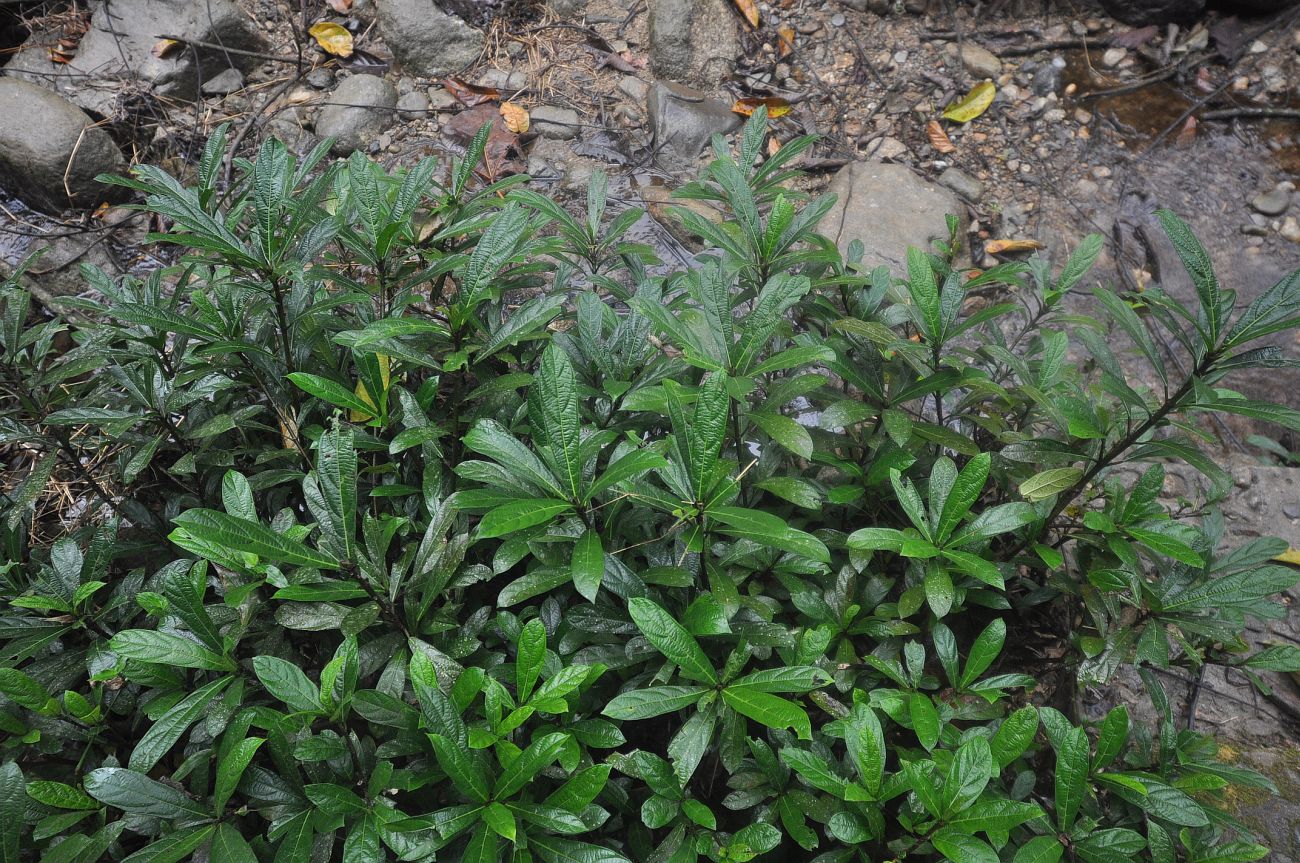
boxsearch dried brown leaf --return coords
[443,77,500,107]
[500,101,529,134]
[984,238,1044,255]
[732,97,791,118]
[733,0,760,28]
[926,120,956,153]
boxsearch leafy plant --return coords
[1,108,1298,863]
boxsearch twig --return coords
[154,35,313,64]
[222,74,304,185]
[1202,107,1300,122]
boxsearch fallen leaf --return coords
[443,77,500,107]
[984,238,1044,255]
[326,0,352,10]
[732,96,791,118]
[596,50,639,73]
[309,21,354,58]
[151,38,182,58]
[777,26,795,57]
[926,120,956,153]
[500,101,529,133]
[1276,548,1300,566]
[443,103,525,178]
[1109,25,1160,49]
[942,81,996,123]
[732,0,760,28]
[48,48,75,64]
[1175,115,1198,146]
[768,137,782,157]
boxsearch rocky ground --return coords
[2,0,1300,853]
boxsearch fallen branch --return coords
[1202,106,1300,122]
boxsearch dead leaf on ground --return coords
[767,137,781,157]
[1176,115,1198,147]
[985,238,1044,255]
[777,26,795,57]
[309,21,354,58]
[443,103,525,178]
[443,77,500,107]
[326,0,352,11]
[942,81,996,123]
[596,50,640,73]
[500,101,529,134]
[732,97,791,118]
[1109,25,1159,49]
[152,38,182,59]
[733,0,760,28]
[926,120,956,153]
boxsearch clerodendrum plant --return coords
[1,109,1299,863]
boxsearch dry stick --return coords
[154,35,309,64]
[1202,106,1300,122]
[221,73,304,185]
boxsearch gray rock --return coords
[478,69,528,91]
[647,81,741,170]
[1251,184,1294,217]
[618,75,650,103]
[377,0,484,78]
[960,44,1001,79]
[0,79,126,213]
[5,0,267,118]
[530,105,580,139]
[306,68,336,90]
[648,0,740,86]
[316,75,398,155]
[396,91,430,118]
[938,167,985,200]
[547,0,586,15]
[427,87,457,111]
[201,68,244,96]
[1031,58,1065,95]
[818,161,965,273]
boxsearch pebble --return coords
[426,87,456,111]
[1073,108,1092,125]
[1043,108,1066,123]
[306,67,335,89]
[396,91,429,119]
[1249,39,1268,54]
[865,136,907,160]
[530,105,580,139]
[1281,216,1300,244]
[1241,224,1269,236]
[1091,165,1111,179]
[618,75,649,103]
[938,167,985,199]
[1232,76,1250,93]
[893,50,909,65]
[960,43,1002,79]
[1251,183,1294,217]
[831,12,846,26]
[1101,47,1125,68]
[1076,178,1099,196]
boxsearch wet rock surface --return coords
[315,75,397,156]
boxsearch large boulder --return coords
[377,0,484,78]
[818,162,965,273]
[315,74,397,156]
[0,79,126,213]
[1096,0,1295,23]
[4,0,267,118]
[648,0,740,87]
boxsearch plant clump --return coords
[1,110,1299,863]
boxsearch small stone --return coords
[1073,108,1093,125]
[619,75,649,103]
[478,69,528,90]
[530,105,580,139]
[1075,178,1099,197]
[1283,502,1300,519]
[1232,76,1250,92]
[938,167,985,200]
[1251,185,1294,217]
[1102,47,1126,67]
[306,67,335,89]
[200,67,244,95]
[1240,224,1269,236]
[1281,216,1300,244]
[426,87,457,110]
[892,50,909,65]
[1248,39,1268,54]
[1031,62,1062,95]
[831,12,846,26]
[865,136,907,160]
[1091,165,1112,179]
[1043,108,1067,123]
[960,43,1002,79]
[396,91,430,118]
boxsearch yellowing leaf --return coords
[733,0,760,28]
[500,102,529,134]
[152,39,182,59]
[309,21,354,58]
[349,354,391,422]
[732,97,791,119]
[1276,548,1300,566]
[942,81,996,123]
[984,239,1045,255]
[777,26,795,57]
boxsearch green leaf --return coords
[936,452,989,543]
[1020,467,1082,502]
[214,736,264,813]
[211,823,258,863]
[945,799,1045,834]
[129,676,232,772]
[748,411,813,459]
[1054,726,1089,831]
[429,734,490,803]
[531,343,584,500]
[722,686,812,740]
[941,736,992,815]
[602,686,708,720]
[120,826,216,863]
[708,506,830,563]
[932,829,999,863]
[0,763,23,863]
[483,801,517,841]
[909,693,940,751]
[628,598,717,684]
[991,706,1038,768]
[1093,705,1128,772]
[253,656,320,714]
[516,619,546,704]
[1075,828,1145,863]
[531,835,631,863]
[572,529,604,602]
[477,498,573,538]
[172,508,339,569]
[961,618,1006,689]
[1155,209,1223,344]
[286,372,378,415]
[84,768,209,818]
[1012,836,1065,863]
[496,732,570,798]
[25,781,97,811]
[1124,526,1204,566]
[110,630,235,672]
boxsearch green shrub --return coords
[1,110,1299,863]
